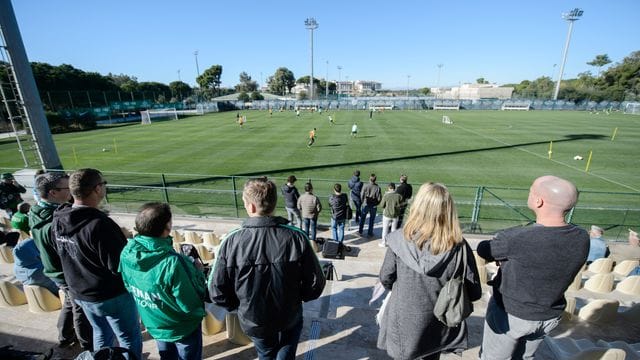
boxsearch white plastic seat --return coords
[0,278,27,306]
[202,232,220,246]
[615,275,640,296]
[170,230,184,243]
[614,260,640,278]
[583,273,614,293]
[226,312,252,345]
[544,337,626,360]
[23,284,62,312]
[588,258,614,274]
[183,231,202,244]
[195,244,214,261]
[202,311,225,336]
[577,299,619,324]
[0,244,14,263]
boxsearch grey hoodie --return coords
[377,230,481,359]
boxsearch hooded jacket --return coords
[209,216,325,338]
[281,184,300,209]
[52,203,127,302]
[377,230,482,360]
[347,175,363,200]
[29,201,65,284]
[119,235,205,342]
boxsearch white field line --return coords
[454,124,640,193]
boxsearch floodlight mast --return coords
[305,17,318,100]
[553,8,583,100]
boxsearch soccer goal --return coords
[442,116,453,124]
[140,108,178,124]
[624,102,640,115]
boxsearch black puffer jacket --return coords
[329,193,349,220]
[209,216,325,337]
[348,176,363,200]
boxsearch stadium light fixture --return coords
[553,8,583,100]
[437,64,443,88]
[406,75,411,97]
[305,17,319,100]
[325,60,329,98]
[194,50,200,80]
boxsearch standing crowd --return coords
[3,167,630,360]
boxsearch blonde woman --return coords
[377,182,481,360]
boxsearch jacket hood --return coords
[386,231,458,277]
[54,203,111,235]
[120,234,174,271]
[350,175,360,182]
[29,202,56,230]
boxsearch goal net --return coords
[140,108,178,124]
[624,103,640,115]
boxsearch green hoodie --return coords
[119,235,205,342]
[29,201,65,283]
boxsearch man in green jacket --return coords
[120,202,206,360]
[29,172,92,350]
[379,183,403,247]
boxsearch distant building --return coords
[431,83,513,100]
[335,80,382,96]
[336,81,354,96]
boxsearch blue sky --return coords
[11,0,640,90]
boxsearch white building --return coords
[431,83,513,100]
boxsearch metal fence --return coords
[97,171,640,241]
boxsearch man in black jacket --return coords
[477,175,589,359]
[347,170,363,224]
[210,177,325,360]
[281,175,302,228]
[52,169,142,358]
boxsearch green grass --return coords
[1,110,639,236]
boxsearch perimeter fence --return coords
[90,171,640,241]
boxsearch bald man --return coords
[477,176,589,360]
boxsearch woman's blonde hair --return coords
[402,182,462,254]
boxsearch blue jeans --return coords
[302,218,317,241]
[75,292,142,360]
[331,218,345,243]
[284,207,302,228]
[156,324,202,360]
[358,205,377,236]
[249,318,303,360]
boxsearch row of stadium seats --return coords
[583,258,639,280]
[0,278,62,312]
[545,336,640,360]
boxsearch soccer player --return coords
[307,128,317,147]
[351,123,358,137]
[328,115,335,126]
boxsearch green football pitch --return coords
[1,110,638,235]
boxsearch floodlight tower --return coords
[194,50,200,79]
[305,17,318,100]
[406,75,411,97]
[437,64,443,87]
[337,65,342,99]
[553,8,583,100]
[325,60,329,98]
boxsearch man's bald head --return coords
[529,175,578,214]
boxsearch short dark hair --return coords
[243,177,277,215]
[287,175,297,183]
[334,183,342,193]
[370,174,377,183]
[135,202,172,237]
[69,168,103,199]
[400,174,408,183]
[36,172,69,199]
[304,182,313,192]
[388,182,396,190]
[353,170,360,177]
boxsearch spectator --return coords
[377,182,482,359]
[297,182,322,242]
[13,237,59,296]
[30,172,92,350]
[348,170,363,224]
[587,225,609,264]
[281,175,302,228]
[395,174,413,228]
[328,183,349,244]
[0,172,26,216]
[209,177,325,359]
[53,168,142,359]
[379,183,402,247]
[32,169,46,203]
[10,202,31,233]
[120,202,205,360]
[477,176,589,359]
[359,174,381,237]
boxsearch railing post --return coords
[232,176,239,218]
[470,186,484,233]
[160,174,169,203]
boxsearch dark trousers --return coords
[351,197,362,222]
[156,324,202,360]
[249,318,303,360]
[58,285,93,350]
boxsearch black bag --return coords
[322,239,343,259]
[346,205,353,220]
[322,261,337,281]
